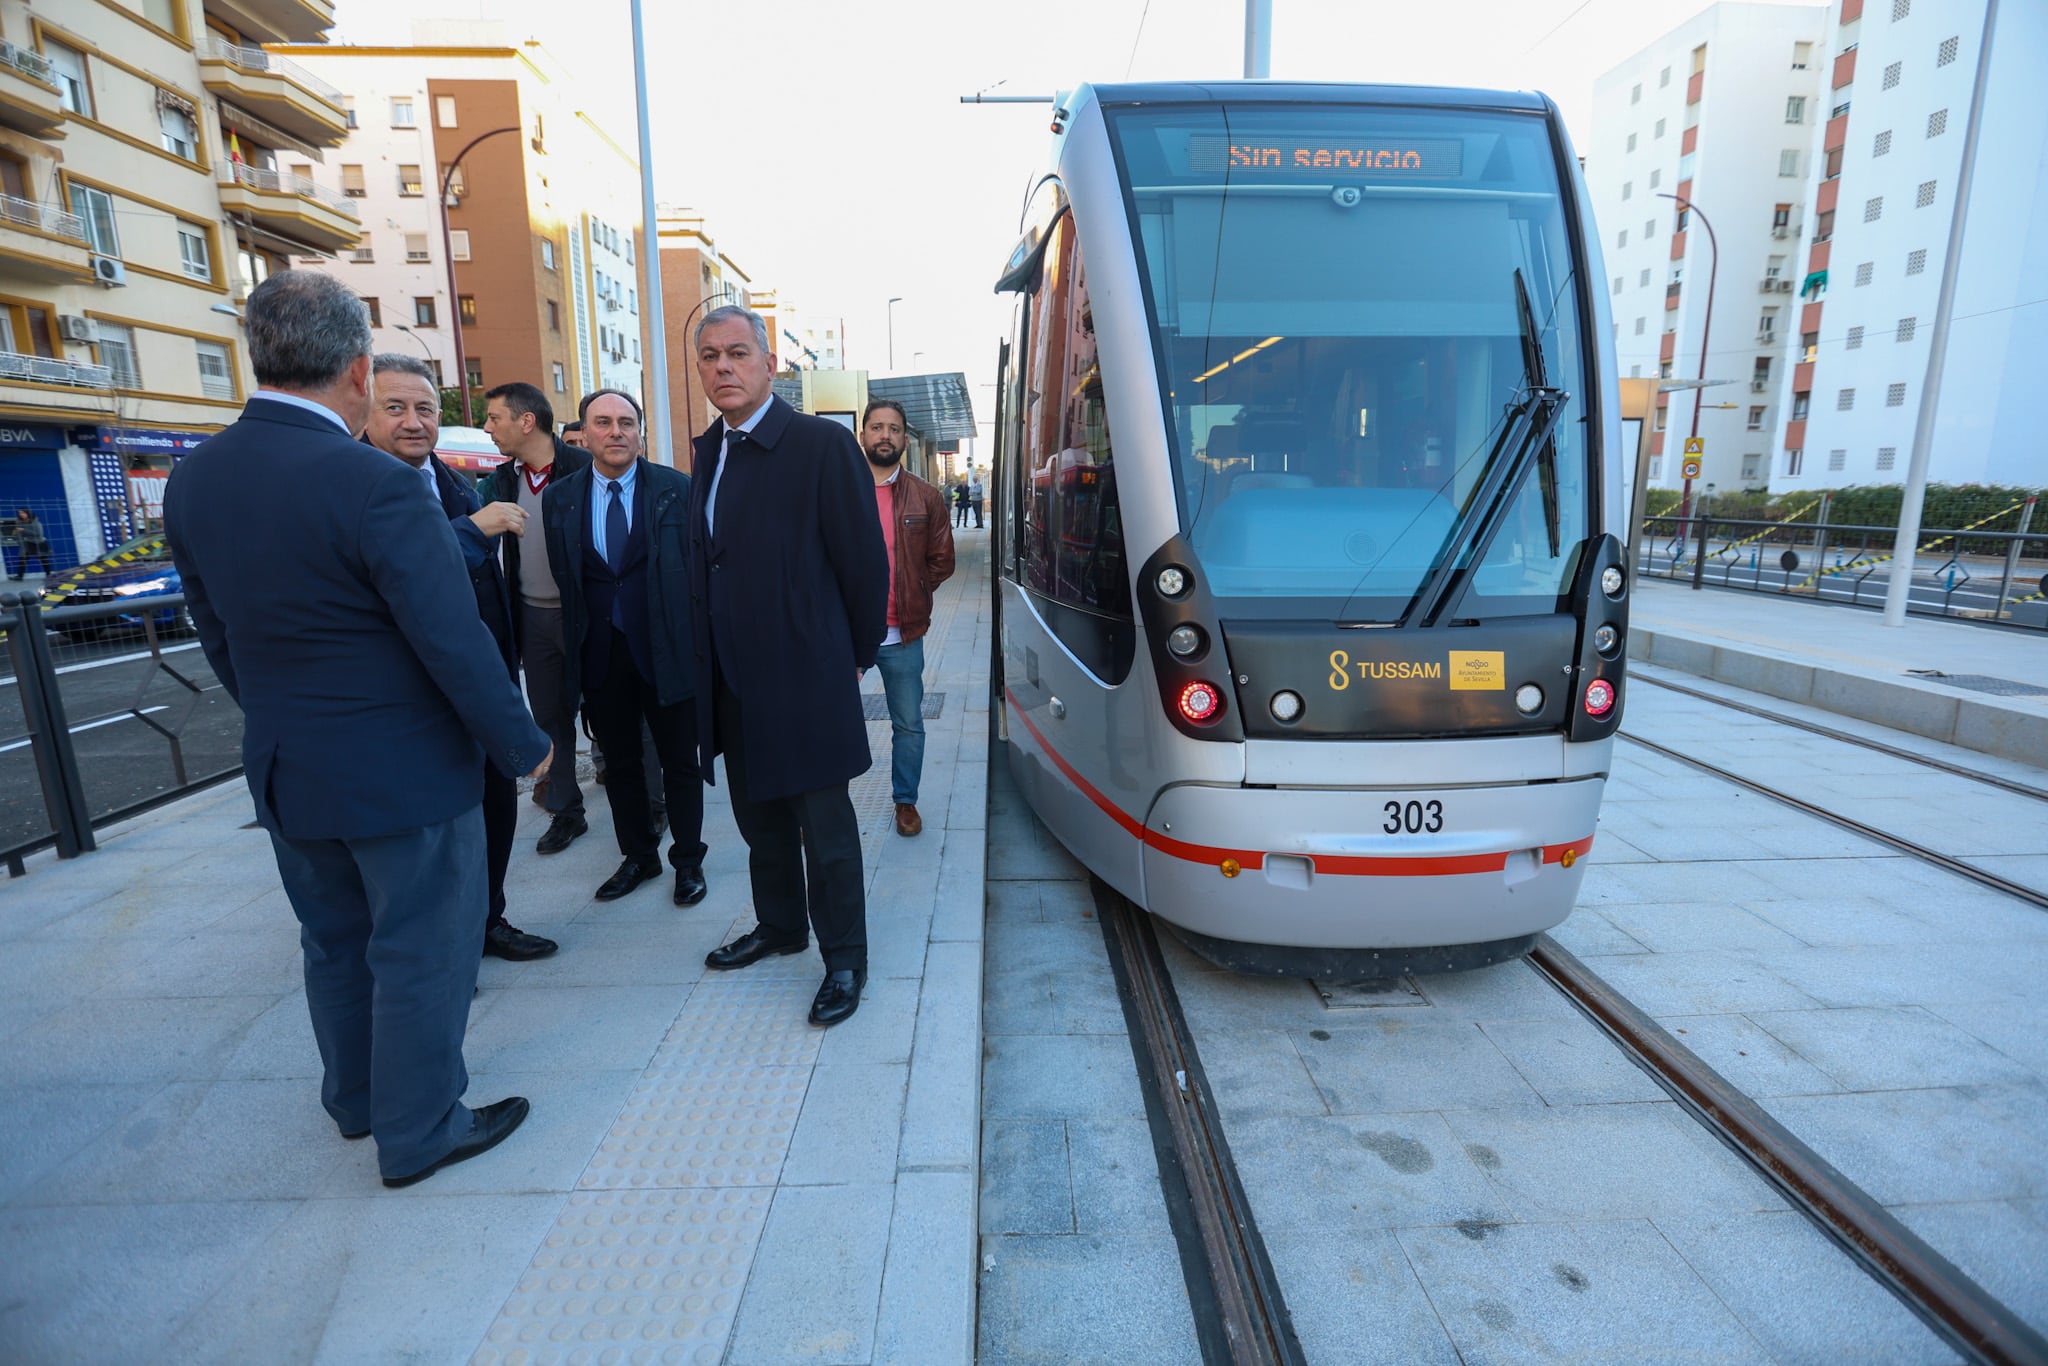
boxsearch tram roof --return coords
[1079,82,1551,114]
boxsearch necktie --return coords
[604,480,628,629]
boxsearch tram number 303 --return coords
[1384,800,1446,835]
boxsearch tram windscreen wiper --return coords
[1401,269,1569,627]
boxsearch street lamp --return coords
[392,322,435,367]
[887,296,903,370]
[437,125,519,425]
[1657,190,1717,582]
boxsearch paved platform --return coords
[0,533,993,1365]
[1628,576,2048,766]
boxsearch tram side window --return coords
[1021,212,1133,620]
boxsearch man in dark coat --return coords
[366,353,557,961]
[541,388,708,906]
[163,270,545,1188]
[689,304,889,1027]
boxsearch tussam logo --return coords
[1327,651,1443,691]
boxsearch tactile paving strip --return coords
[468,1187,771,1366]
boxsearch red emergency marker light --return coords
[1583,678,1616,717]
[1178,680,1224,724]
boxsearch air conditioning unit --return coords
[57,314,99,344]
[1771,227,1790,239]
[1773,280,1794,293]
[1757,331,1776,344]
[1751,380,1769,392]
[91,255,127,287]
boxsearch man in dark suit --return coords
[163,270,547,1188]
[540,388,708,906]
[689,305,889,1027]
[365,353,557,961]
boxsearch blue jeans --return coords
[873,636,926,805]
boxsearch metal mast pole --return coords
[1884,0,1998,626]
[1659,192,1717,578]
[630,0,674,465]
[1244,0,1272,79]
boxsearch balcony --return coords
[201,0,336,46]
[0,194,94,282]
[1816,178,1840,216]
[0,39,66,139]
[198,37,346,148]
[1783,418,1807,450]
[1832,47,1857,90]
[1824,112,1849,152]
[0,352,113,388]
[214,159,359,254]
[1793,361,1815,392]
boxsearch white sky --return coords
[332,0,1809,448]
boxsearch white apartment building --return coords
[1771,0,2046,489]
[1589,2,1828,495]
[581,207,642,397]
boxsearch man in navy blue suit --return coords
[164,271,550,1189]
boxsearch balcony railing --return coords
[0,194,86,242]
[215,159,359,219]
[0,352,114,388]
[0,38,55,85]
[206,36,345,105]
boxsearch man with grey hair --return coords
[165,270,549,1188]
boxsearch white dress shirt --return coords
[253,388,352,436]
[590,458,639,564]
[704,396,773,538]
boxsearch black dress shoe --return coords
[484,920,559,961]
[381,1096,531,1189]
[673,864,707,906]
[704,925,807,970]
[809,968,866,1027]
[595,856,661,901]
[340,1127,369,1141]
[536,811,588,855]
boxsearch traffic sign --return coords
[1681,436,1703,479]
[1682,456,1702,479]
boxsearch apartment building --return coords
[0,0,354,570]
[656,210,767,456]
[1771,0,2045,489]
[278,36,648,416]
[1589,3,1828,495]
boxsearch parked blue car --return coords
[38,533,188,640]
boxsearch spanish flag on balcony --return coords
[227,129,245,165]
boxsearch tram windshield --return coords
[1107,102,1593,621]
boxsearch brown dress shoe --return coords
[894,802,922,837]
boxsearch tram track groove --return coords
[1528,935,2048,1366]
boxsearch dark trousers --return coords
[268,807,484,1180]
[483,756,515,924]
[586,633,706,868]
[715,670,866,971]
[520,606,583,816]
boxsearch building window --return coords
[547,300,560,332]
[1895,317,1917,343]
[1891,0,1909,18]
[1882,61,1902,90]
[404,233,429,263]
[627,289,637,314]
[1936,36,1959,67]
[1837,388,1856,410]
[1916,180,1937,208]
[1757,311,1776,341]
[1785,96,1806,124]
[414,297,436,327]
[1828,448,1847,472]
[1876,446,1897,471]
[435,95,457,128]
[1639,268,1651,286]
[195,341,234,400]
[465,359,482,387]
[1617,229,1629,249]
[625,239,634,265]
[1654,118,1666,139]
[1747,406,1766,430]
[1785,448,1803,476]
[1873,130,1892,157]
[362,296,381,327]
[341,164,366,197]
[158,100,198,160]
[540,239,556,270]
[1794,41,1813,69]
[1622,181,1633,201]
[1650,458,1663,480]
[1660,66,1672,87]
[1626,132,1637,153]
[46,41,93,118]
[97,323,141,387]
[1824,146,1844,180]
[1742,454,1762,481]
[397,165,422,197]
[551,361,565,393]
[1864,196,1883,223]
[1886,382,1907,406]
[1611,276,1622,295]
[1847,325,1864,349]
[1906,249,1927,276]
[1927,109,1948,138]
[1630,83,1642,104]
[72,184,119,257]
[1691,43,1707,75]
[458,295,477,325]
[177,223,210,280]
[342,96,356,128]
[1649,169,1661,189]
[1753,357,1772,382]
[391,97,415,127]
[350,234,373,264]
[1779,150,1801,177]
[1792,393,1811,420]
[1634,317,1645,335]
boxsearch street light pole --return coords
[629,0,674,465]
[392,323,435,366]
[887,296,903,370]
[437,125,519,426]
[1244,0,1272,78]
[1658,190,1717,585]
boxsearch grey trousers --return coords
[269,807,485,1180]
[520,605,583,815]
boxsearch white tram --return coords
[990,83,1631,976]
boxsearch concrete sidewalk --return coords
[1628,574,2048,766]
[0,534,993,1365]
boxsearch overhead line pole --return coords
[630,0,674,466]
[1245,0,1272,79]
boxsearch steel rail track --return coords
[1632,670,2048,803]
[1093,879,1307,1366]
[1530,936,2048,1366]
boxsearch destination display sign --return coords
[1186,134,1464,178]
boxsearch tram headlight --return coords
[1167,624,1204,659]
[1156,565,1189,598]
[1593,624,1620,657]
[1515,684,1544,714]
[1270,689,1304,723]
[1600,566,1626,598]
[1583,677,1617,717]
[1178,680,1224,724]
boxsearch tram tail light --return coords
[1178,680,1224,724]
[1583,677,1616,717]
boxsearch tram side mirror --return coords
[1780,550,1800,572]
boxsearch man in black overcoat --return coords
[688,304,889,1027]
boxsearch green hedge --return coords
[1641,483,2044,555]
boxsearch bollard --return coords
[1993,496,2035,620]
[1691,513,1711,590]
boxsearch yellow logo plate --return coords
[1447,650,1506,691]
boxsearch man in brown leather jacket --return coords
[859,399,955,836]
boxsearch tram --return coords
[989,82,1630,976]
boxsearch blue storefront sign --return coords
[0,422,75,451]
[90,426,213,458]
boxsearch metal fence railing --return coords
[214,159,360,220]
[0,590,241,875]
[204,35,347,105]
[0,192,87,241]
[1635,498,2048,627]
